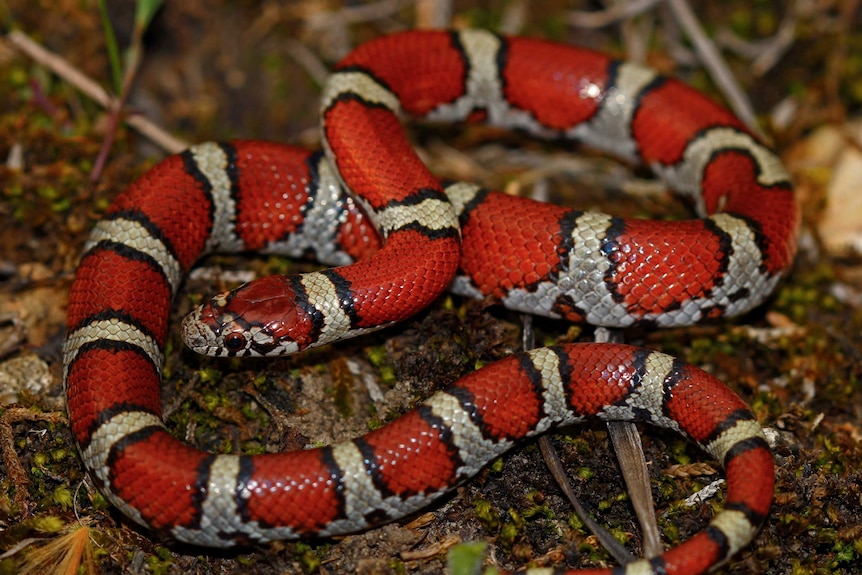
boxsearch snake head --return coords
[182,275,315,357]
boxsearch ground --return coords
[0,1,861,574]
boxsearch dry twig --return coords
[5,30,187,154]
[665,0,765,139]
[568,0,664,28]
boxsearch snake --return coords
[63,29,797,574]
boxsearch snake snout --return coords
[181,307,219,355]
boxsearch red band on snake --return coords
[64,30,795,574]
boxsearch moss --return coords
[473,498,499,533]
[292,542,323,572]
[144,546,174,575]
[366,345,397,386]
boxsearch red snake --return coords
[64,30,797,574]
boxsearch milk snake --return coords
[64,30,797,573]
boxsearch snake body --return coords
[64,30,796,573]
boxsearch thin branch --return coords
[567,0,663,29]
[5,30,188,154]
[665,0,766,140]
[715,5,798,77]
[284,38,331,87]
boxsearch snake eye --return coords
[225,332,247,352]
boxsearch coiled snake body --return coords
[64,30,797,574]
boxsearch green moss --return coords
[668,438,693,465]
[498,521,520,548]
[366,346,397,386]
[30,515,64,533]
[575,467,594,481]
[489,457,504,474]
[663,519,680,543]
[473,498,499,532]
[51,487,73,510]
[240,401,268,425]
[144,546,174,575]
[366,414,383,431]
[561,435,593,456]
[686,335,736,365]
[293,541,322,572]
[814,436,847,474]
[575,538,612,568]
[567,511,585,531]
[521,502,553,522]
[32,452,49,468]
[199,366,223,384]
[90,489,109,511]
[750,391,784,423]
